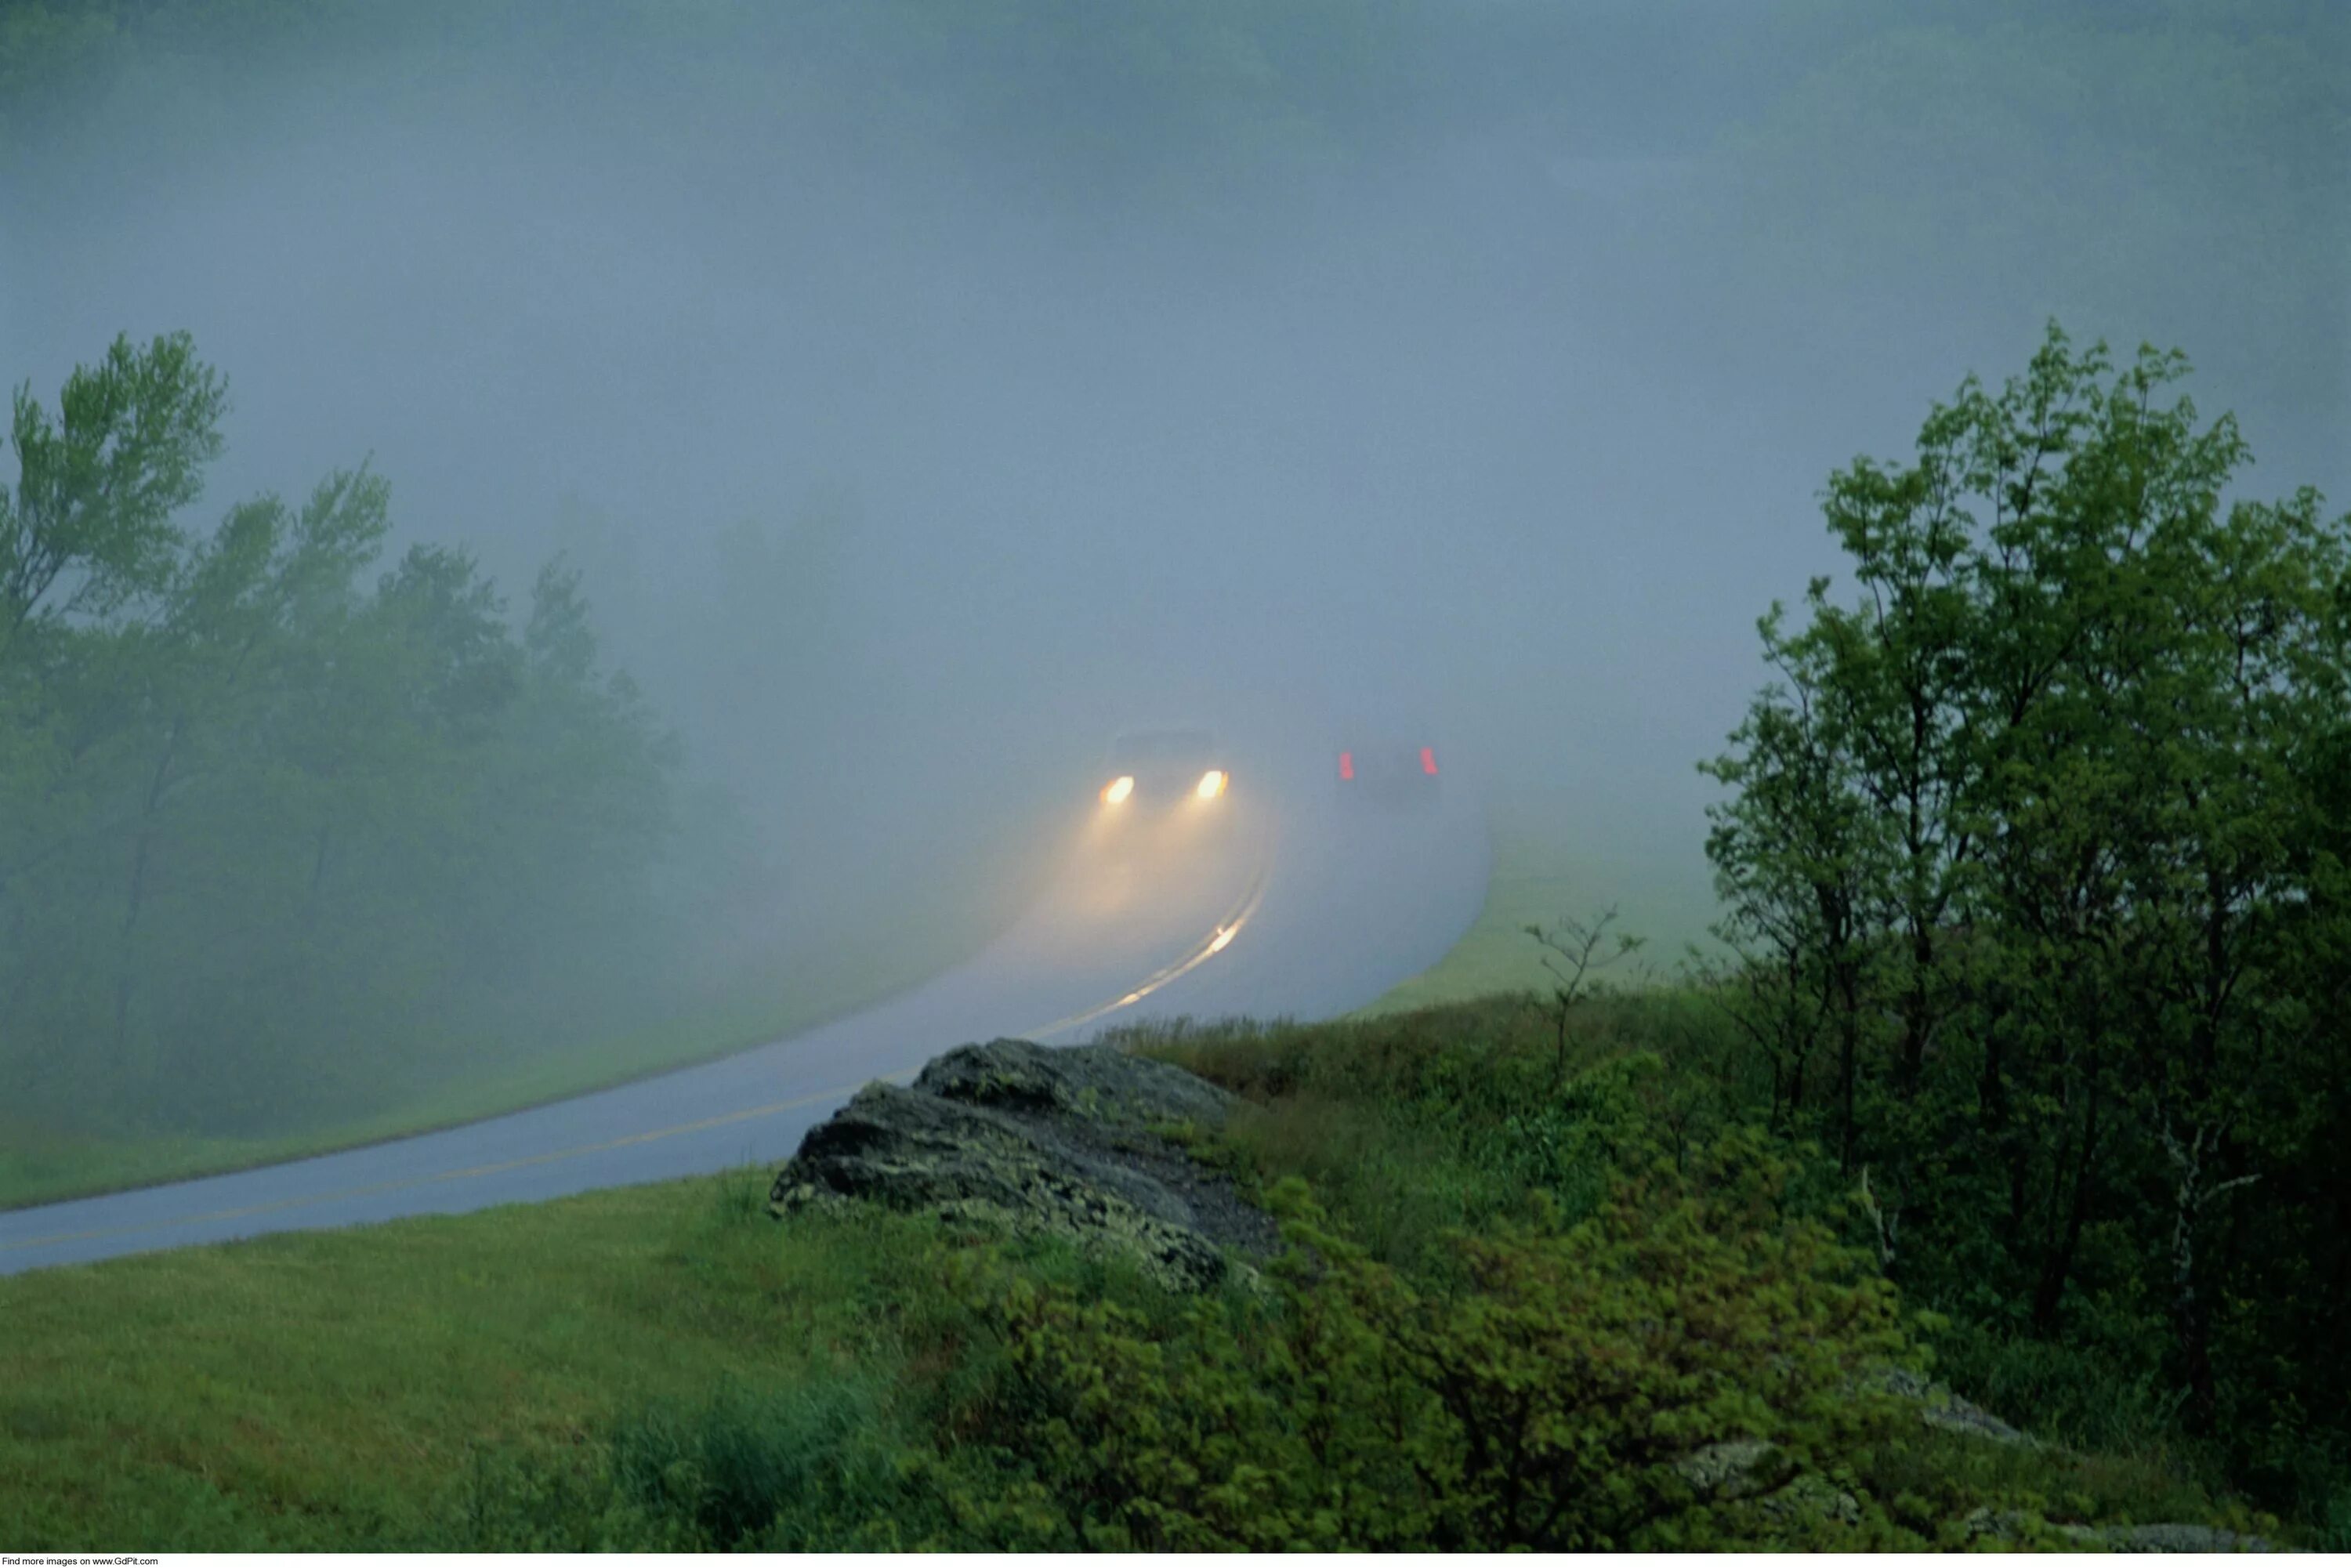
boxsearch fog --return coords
[5,2,2343,1141]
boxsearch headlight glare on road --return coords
[1103,775,1135,805]
[1196,770,1227,800]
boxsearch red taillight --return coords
[1421,747,1439,776]
[1339,751,1354,780]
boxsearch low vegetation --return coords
[0,996,2301,1549]
[5,329,2338,1548]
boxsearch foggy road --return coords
[0,789,1487,1275]
[8,7,2345,1548]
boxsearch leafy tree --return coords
[1703,322,2351,1513]
[1,335,687,1135]
[1523,904,1645,1085]
[1,330,224,649]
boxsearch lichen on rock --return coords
[1871,1365,2032,1446]
[770,1037,1276,1292]
[1962,1508,2294,1553]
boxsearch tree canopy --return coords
[2,333,682,1135]
[1703,324,2351,1508]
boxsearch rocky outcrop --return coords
[775,1041,2297,1548]
[1676,1378,2298,1551]
[1961,1510,2293,1552]
[769,1037,1277,1291]
[1675,1440,1864,1529]
[1874,1367,2033,1445]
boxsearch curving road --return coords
[0,784,1488,1275]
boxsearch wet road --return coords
[0,787,1487,1273]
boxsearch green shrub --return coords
[437,1443,692,1552]
[1930,1321,2188,1459]
[610,1378,924,1549]
[941,1136,1940,1551]
[433,1377,934,1552]
[2321,1476,2351,1552]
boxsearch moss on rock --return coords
[770,1039,1275,1292]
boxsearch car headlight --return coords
[1195,770,1227,800]
[1103,775,1135,805]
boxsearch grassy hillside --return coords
[0,1173,940,1548]
[0,992,2285,1551]
[1357,803,1720,1016]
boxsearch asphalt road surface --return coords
[0,786,1488,1274]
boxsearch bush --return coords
[435,1444,688,1552]
[431,1376,936,1552]
[612,1379,918,1548]
[941,1135,1939,1550]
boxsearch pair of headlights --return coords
[1102,770,1226,805]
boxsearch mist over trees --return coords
[0,5,2336,1124]
[5,2,2338,896]
[1,333,683,1134]
[0,0,2346,1541]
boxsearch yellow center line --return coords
[2,857,1271,1258]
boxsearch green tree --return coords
[2,335,686,1135]
[1703,323,2351,1513]
[1,331,224,650]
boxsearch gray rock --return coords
[1677,1442,1858,1529]
[1759,1474,1863,1528]
[1874,1366,2034,1446]
[1678,1439,1781,1501]
[770,1038,1274,1292]
[915,1037,1236,1129]
[2102,1524,2292,1553]
[1962,1508,2295,1552]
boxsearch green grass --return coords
[0,806,2288,1548]
[0,1171,947,1549]
[1354,803,1722,1016]
[1118,991,1742,1271]
[1,992,2288,1550]
[1858,1428,2237,1537]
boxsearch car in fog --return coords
[1335,739,1441,809]
[1099,728,1230,811]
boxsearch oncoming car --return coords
[1099,728,1230,811]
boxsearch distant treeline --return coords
[1,334,681,1135]
[1702,325,2351,1519]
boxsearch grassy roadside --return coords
[0,993,2274,1550]
[2,824,2298,1548]
[0,976,893,1213]
[0,1172,929,1548]
[0,798,1574,1211]
[1356,805,1722,1016]
[0,794,1537,1213]
[0,834,1056,1213]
